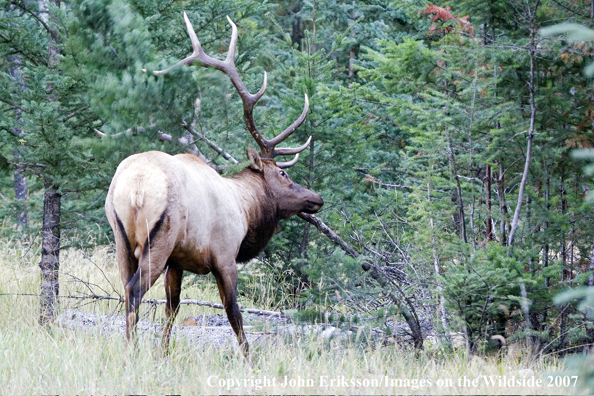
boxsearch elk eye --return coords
[279,170,288,179]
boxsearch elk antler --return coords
[150,13,311,164]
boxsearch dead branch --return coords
[181,122,239,164]
[298,212,424,349]
[157,131,227,172]
[0,293,289,318]
[361,173,447,194]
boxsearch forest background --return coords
[2,0,594,390]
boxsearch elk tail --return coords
[130,190,145,210]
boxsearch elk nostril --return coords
[305,199,323,213]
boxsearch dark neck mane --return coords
[233,169,280,263]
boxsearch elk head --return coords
[244,147,323,219]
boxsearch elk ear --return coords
[246,147,263,171]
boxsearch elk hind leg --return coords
[125,242,173,343]
[213,265,249,358]
[162,265,183,354]
[113,214,138,303]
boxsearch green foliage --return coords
[440,243,520,350]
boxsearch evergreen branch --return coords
[68,116,100,130]
[61,105,90,122]
[0,96,19,109]
[0,32,42,66]
[10,1,53,37]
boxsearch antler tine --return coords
[225,16,238,64]
[267,94,310,148]
[185,12,203,58]
[274,136,312,157]
[276,153,300,169]
[150,13,221,76]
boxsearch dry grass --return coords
[0,239,585,394]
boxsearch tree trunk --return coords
[543,160,550,288]
[584,236,594,345]
[429,183,449,332]
[506,0,541,353]
[446,130,467,243]
[589,236,594,289]
[559,170,568,350]
[300,138,315,257]
[497,162,508,245]
[39,0,62,326]
[349,48,356,80]
[507,1,539,248]
[39,179,61,325]
[485,164,492,241]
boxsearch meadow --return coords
[0,239,582,395]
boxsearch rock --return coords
[320,326,336,340]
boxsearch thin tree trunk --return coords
[497,163,508,245]
[485,165,493,241]
[507,131,533,246]
[561,172,567,279]
[589,236,594,288]
[39,179,61,325]
[446,130,468,243]
[429,182,448,332]
[559,171,568,350]
[470,199,476,251]
[507,0,541,353]
[300,138,315,257]
[544,160,550,288]
[507,1,539,247]
[584,236,594,346]
[39,0,62,325]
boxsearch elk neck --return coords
[229,168,280,263]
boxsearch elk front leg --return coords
[162,266,183,354]
[212,264,249,359]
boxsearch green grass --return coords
[0,239,583,394]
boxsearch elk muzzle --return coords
[303,195,324,214]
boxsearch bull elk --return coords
[105,13,323,357]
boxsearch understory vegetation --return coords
[0,240,571,394]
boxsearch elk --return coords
[105,13,323,357]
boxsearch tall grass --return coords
[0,240,581,394]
